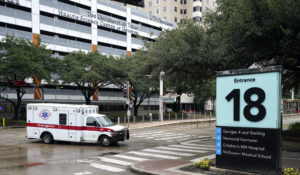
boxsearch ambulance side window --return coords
[86,117,100,127]
[59,114,67,125]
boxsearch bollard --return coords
[124,116,126,124]
[182,113,184,120]
[118,117,120,125]
[150,116,152,123]
[133,116,136,125]
[143,115,144,123]
[168,113,170,120]
[175,113,177,120]
[3,118,5,127]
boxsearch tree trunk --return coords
[14,86,22,120]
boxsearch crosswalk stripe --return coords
[90,163,125,172]
[142,148,195,156]
[98,157,133,166]
[73,171,92,175]
[128,151,181,159]
[190,154,216,162]
[113,154,149,162]
[134,133,175,137]
[169,145,215,150]
[176,137,192,141]
[181,143,215,148]
[155,146,207,153]
[131,131,164,136]
[154,135,190,141]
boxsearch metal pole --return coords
[3,118,5,127]
[168,113,170,120]
[159,71,165,122]
[118,117,120,125]
[126,81,130,128]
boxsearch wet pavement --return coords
[0,116,299,175]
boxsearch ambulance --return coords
[26,103,129,146]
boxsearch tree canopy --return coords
[205,0,300,94]
[58,51,121,104]
[0,35,55,119]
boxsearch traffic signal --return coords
[14,80,26,86]
[112,0,144,7]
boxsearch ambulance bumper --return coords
[111,129,129,142]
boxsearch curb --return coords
[130,164,161,175]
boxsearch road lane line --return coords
[98,157,133,166]
[113,154,149,162]
[90,163,125,172]
[128,151,181,159]
[142,148,195,156]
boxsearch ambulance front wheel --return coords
[42,133,53,144]
[100,135,111,146]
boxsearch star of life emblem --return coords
[39,109,51,120]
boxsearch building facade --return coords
[0,0,175,57]
[0,0,178,118]
[141,0,217,23]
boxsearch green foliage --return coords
[0,35,56,120]
[194,159,213,170]
[58,52,121,104]
[0,35,55,82]
[205,0,300,94]
[0,119,26,126]
[288,123,300,130]
[115,55,158,116]
[284,168,300,175]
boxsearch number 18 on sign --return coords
[216,66,282,174]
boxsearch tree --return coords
[205,0,300,94]
[115,55,158,117]
[58,52,119,104]
[141,20,218,111]
[0,35,54,120]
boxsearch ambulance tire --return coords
[100,135,111,146]
[42,133,53,144]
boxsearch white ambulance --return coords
[26,103,129,146]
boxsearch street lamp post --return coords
[159,71,165,121]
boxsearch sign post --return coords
[216,66,282,174]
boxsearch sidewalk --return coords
[122,117,216,130]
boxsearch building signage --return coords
[216,66,282,174]
[58,10,140,35]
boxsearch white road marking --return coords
[169,145,215,150]
[155,146,207,153]
[113,154,149,162]
[142,148,195,156]
[73,171,92,175]
[90,163,125,172]
[191,154,216,162]
[154,135,190,141]
[98,157,133,166]
[128,151,181,159]
[176,137,192,141]
[181,142,216,148]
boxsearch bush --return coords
[194,159,212,170]
[284,168,299,175]
[288,123,300,130]
[0,119,26,126]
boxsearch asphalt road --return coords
[1,119,300,175]
[0,124,216,175]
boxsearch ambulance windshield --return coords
[96,116,114,127]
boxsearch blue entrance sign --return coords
[0,107,3,110]
[216,66,282,174]
[216,71,281,129]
